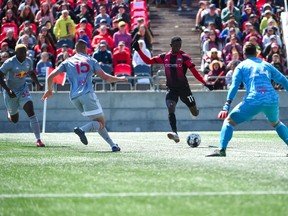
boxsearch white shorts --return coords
[71,92,104,118]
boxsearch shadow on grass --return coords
[22,145,71,148]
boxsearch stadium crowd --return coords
[0,0,153,87]
[194,0,287,90]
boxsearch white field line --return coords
[1,191,288,199]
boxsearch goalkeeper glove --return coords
[218,101,231,119]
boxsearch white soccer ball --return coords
[186,133,201,148]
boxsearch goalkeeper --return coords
[207,42,288,157]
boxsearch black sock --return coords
[168,113,177,133]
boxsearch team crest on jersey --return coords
[15,71,28,78]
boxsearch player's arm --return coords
[184,56,213,90]
[96,69,128,83]
[132,40,158,65]
[41,68,63,100]
[270,64,288,91]
[218,65,242,119]
[28,70,44,91]
[0,71,16,98]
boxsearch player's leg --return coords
[166,89,180,143]
[73,92,120,151]
[3,92,19,123]
[264,105,288,146]
[207,103,260,157]
[179,88,199,117]
[22,100,44,147]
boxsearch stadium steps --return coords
[148,3,203,89]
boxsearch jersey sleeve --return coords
[56,61,67,73]
[183,54,206,84]
[269,63,288,91]
[0,59,12,75]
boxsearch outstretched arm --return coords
[96,69,128,83]
[132,41,156,65]
[41,68,62,100]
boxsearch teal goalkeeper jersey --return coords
[57,52,101,99]
[0,56,33,93]
[228,57,288,105]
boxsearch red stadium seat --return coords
[19,23,37,34]
[131,10,148,20]
[114,64,132,76]
[130,0,147,12]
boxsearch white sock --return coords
[80,121,100,132]
[29,115,40,140]
[98,127,115,147]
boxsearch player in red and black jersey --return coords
[132,36,213,143]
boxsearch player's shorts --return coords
[71,92,104,119]
[229,102,279,124]
[166,86,196,107]
[4,85,32,116]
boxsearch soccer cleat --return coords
[206,149,226,157]
[112,144,121,152]
[74,127,88,145]
[167,132,180,143]
[36,139,45,147]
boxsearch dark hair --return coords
[243,42,256,57]
[171,36,182,44]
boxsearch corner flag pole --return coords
[42,68,49,133]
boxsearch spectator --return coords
[36,51,53,78]
[132,40,151,68]
[200,4,222,31]
[18,0,39,15]
[225,61,238,89]
[2,29,17,50]
[131,17,154,39]
[94,6,112,29]
[76,18,92,38]
[207,60,226,90]
[56,3,77,23]
[271,53,284,75]
[76,4,93,25]
[241,22,254,41]
[34,43,55,66]
[132,24,153,52]
[221,0,241,24]
[219,19,241,43]
[74,0,94,15]
[260,10,277,34]
[56,44,72,65]
[262,27,282,48]
[244,28,263,48]
[202,30,222,56]
[112,41,130,68]
[225,48,243,65]
[194,1,209,30]
[113,21,132,48]
[223,35,243,57]
[110,0,129,19]
[176,0,192,12]
[17,29,37,50]
[200,28,211,46]
[0,0,18,21]
[1,8,18,25]
[34,33,55,57]
[241,5,254,24]
[77,28,92,49]
[262,34,279,58]
[114,4,130,26]
[35,2,55,27]
[92,40,113,74]
[91,25,114,50]
[0,42,15,57]
[224,27,242,44]
[206,22,221,37]
[53,9,76,41]
[0,52,10,66]
[19,5,36,24]
[266,42,282,63]
[56,50,70,66]
[248,14,260,33]
[40,25,57,51]
[262,18,279,36]
[203,47,224,75]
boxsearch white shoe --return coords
[186,7,192,11]
[177,7,182,11]
[167,132,180,143]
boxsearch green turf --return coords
[0,131,287,216]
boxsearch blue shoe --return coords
[112,144,121,152]
[74,127,88,145]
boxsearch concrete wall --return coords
[1,91,288,132]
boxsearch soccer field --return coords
[0,131,287,216]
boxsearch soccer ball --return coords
[186,133,201,148]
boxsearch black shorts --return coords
[166,86,196,107]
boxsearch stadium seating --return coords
[114,64,132,76]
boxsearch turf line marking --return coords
[1,191,288,199]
